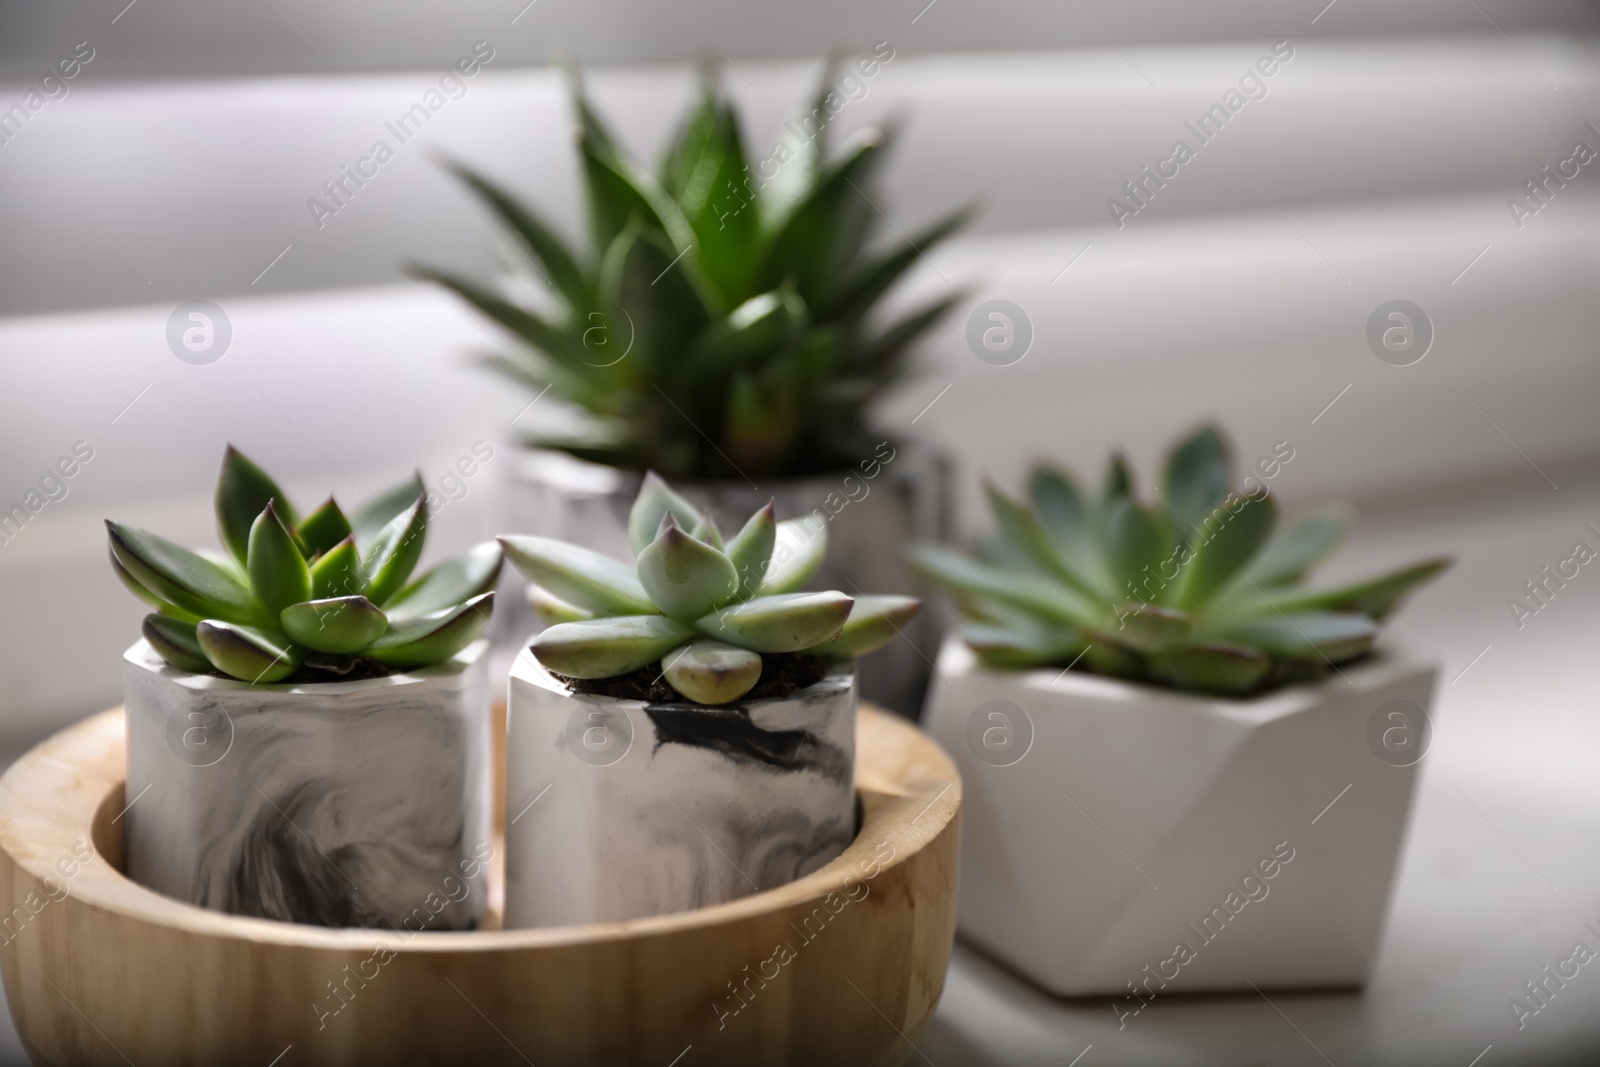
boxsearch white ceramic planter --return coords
[503,651,858,928]
[923,637,1437,998]
[494,446,949,715]
[122,639,491,930]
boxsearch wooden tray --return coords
[0,704,960,1066]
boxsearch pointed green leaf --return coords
[688,513,725,551]
[823,204,974,320]
[368,592,494,671]
[1253,558,1451,621]
[214,446,297,567]
[526,583,595,625]
[361,494,428,606]
[386,542,504,622]
[1171,492,1277,612]
[445,162,590,312]
[694,591,853,654]
[986,481,1105,597]
[760,55,839,222]
[1101,453,1132,503]
[1213,611,1377,663]
[351,475,425,551]
[628,472,704,556]
[280,596,388,655]
[758,517,828,595]
[809,594,922,658]
[530,614,695,679]
[637,517,740,620]
[756,131,884,310]
[195,622,302,683]
[1246,510,1351,587]
[498,534,654,615]
[1098,498,1178,605]
[412,267,603,385]
[297,497,352,559]
[1030,464,1090,549]
[909,545,1105,631]
[1162,426,1232,538]
[962,622,1083,671]
[661,639,762,705]
[310,536,365,600]
[107,522,264,626]
[142,614,211,673]
[113,553,190,617]
[724,501,776,598]
[1149,644,1271,696]
[247,502,312,617]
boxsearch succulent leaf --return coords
[297,497,353,559]
[351,474,425,551]
[526,583,595,625]
[724,501,776,598]
[1148,644,1272,696]
[361,494,429,606]
[247,503,312,617]
[688,513,725,551]
[367,592,495,670]
[1113,603,1195,655]
[636,518,740,620]
[280,596,388,655]
[310,537,365,600]
[1170,491,1277,612]
[386,542,504,622]
[1245,510,1351,587]
[531,615,696,678]
[215,446,298,567]
[499,535,654,615]
[963,621,1084,671]
[113,553,191,617]
[1096,498,1177,604]
[142,614,211,673]
[694,591,853,654]
[811,594,922,658]
[1162,426,1232,539]
[1211,611,1376,663]
[661,639,762,704]
[628,472,704,556]
[195,621,302,683]
[908,546,1104,631]
[445,162,590,311]
[1247,558,1452,622]
[107,522,264,626]
[758,517,828,595]
[1029,464,1090,549]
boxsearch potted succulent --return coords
[912,427,1450,998]
[108,446,501,929]
[413,61,968,714]
[498,473,919,927]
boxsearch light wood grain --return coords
[0,704,960,1066]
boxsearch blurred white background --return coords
[1,1,1598,1063]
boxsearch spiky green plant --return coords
[910,427,1450,697]
[500,473,919,705]
[108,447,502,683]
[413,62,969,481]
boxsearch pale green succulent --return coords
[500,474,920,704]
[108,446,501,683]
[911,427,1450,697]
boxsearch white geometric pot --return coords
[922,637,1436,999]
[494,446,949,715]
[503,651,858,928]
[122,639,492,930]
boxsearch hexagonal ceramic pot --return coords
[503,651,858,928]
[922,637,1437,998]
[122,639,492,930]
[494,446,949,716]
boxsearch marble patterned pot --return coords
[122,638,491,930]
[923,637,1437,998]
[503,651,858,928]
[492,445,950,716]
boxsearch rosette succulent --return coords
[911,427,1449,697]
[499,474,920,705]
[107,447,502,683]
[414,62,969,480]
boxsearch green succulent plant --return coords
[413,62,970,481]
[500,473,920,705]
[108,446,502,684]
[910,427,1450,697]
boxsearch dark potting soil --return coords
[552,652,828,705]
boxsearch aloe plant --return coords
[911,427,1449,697]
[108,446,502,683]
[500,473,919,704]
[413,63,969,481]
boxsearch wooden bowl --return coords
[0,704,960,1066]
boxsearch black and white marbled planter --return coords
[122,639,491,930]
[503,651,858,927]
